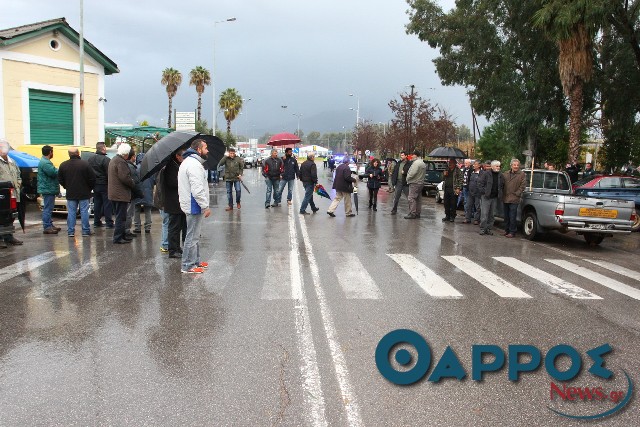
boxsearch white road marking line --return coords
[494,257,601,299]
[388,254,463,298]
[584,259,640,282]
[0,251,69,285]
[261,252,293,300]
[203,251,243,292]
[295,187,363,427]
[546,259,640,301]
[328,252,381,299]
[443,256,531,298]
[288,205,327,427]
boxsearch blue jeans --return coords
[300,182,317,213]
[42,194,55,229]
[226,180,241,206]
[278,179,295,202]
[265,178,281,206]
[160,209,169,249]
[66,199,90,235]
[182,213,203,271]
[93,184,113,226]
[503,203,519,235]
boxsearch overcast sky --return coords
[2,0,486,138]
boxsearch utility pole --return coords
[408,84,415,150]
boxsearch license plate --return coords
[588,224,605,230]
[579,208,618,219]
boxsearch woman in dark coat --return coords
[365,158,383,211]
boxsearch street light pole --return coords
[292,113,302,137]
[349,93,359,126]
[212,17,236,136]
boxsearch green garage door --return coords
[29,89,74,145]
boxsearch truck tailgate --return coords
[560,195,634,232]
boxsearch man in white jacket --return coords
[178,139,211,274]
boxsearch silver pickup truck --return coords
[500,169,636,245]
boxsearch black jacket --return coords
[282,155,300,180]
[161,158,181,215]
[332,163,356,193]
[468,170,482,196]
[299,160,318,183]
[477,170,504,199]
[263,157,284,179]
[366,166,383,189]
[87,151,110,186]
[58,156,96,200]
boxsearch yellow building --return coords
[0,17,119,148]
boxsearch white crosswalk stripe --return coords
[261,252,293,300]
[443,256,532,298]
[388,253,463,298]
[0,251,69,285]
[329,252,381,299]
[584,259,640,282]
[495,257,601,299]
[546,259,640,301]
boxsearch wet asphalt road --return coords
[0,163,639,426]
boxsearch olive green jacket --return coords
[0,156,21,202]
[218,156,244,181]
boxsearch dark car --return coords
[573,175,640,231]
[423,160,448,196]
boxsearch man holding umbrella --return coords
[327,156,357,217]
[217,147,244,211]
[0,138,23,247]
[263,149,284,208]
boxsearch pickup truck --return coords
[0,182,18,236]
[501,169,636,245]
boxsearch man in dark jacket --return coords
[278,147,300,206]
[108,143,136,244]
[88,142,113,228]
[217,147,244,210]
[442,158,463,222]
[477,160,504,235]
[299,153,319,215]
[58,148,96,237]
[263,149,284,208]
[327,156,357,217]
[37,145,61,234]
[162,149,187,258]
[464,160,482,225]
[390,151,411,215]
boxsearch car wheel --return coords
[584,234,604,245]
[522,210,541,241]
[435,192,442,203]
[632,207,640,232]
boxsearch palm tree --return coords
[189,66,211,122]
[160,67,182,128]
[533,1,607,164]
[218,88,243,135]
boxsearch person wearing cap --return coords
[404,150,427,219]
[218,147,244,211]
[299,152,320,215]
[327,156,357,217]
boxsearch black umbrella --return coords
[428,146,466,158]
[17,189,26,233]
[201,135,226,171]
[353,185,359,215]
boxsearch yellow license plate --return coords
[579,208,618,218]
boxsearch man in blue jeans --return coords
[178,139,211,274]
[298,153,319,214]
[37,145,61,234]
[217,147,244,211]
[502,158,526,238]
[263,149,283,208]
[278,147,299,206]
[58,148,96,237]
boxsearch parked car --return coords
[241,153,257,168]
[573,175,640,231]
[496,169,636,245]
[423,160,448,196]
[0,181,18,236]
[36,185,94,216]
[358,162,390,183]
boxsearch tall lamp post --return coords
[212,17,237,136]
[292,113,303,137]
[348,93,360,126]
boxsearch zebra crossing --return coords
[2,250,640,304]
